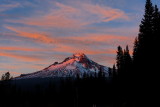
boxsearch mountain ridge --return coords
[15,53,109,79]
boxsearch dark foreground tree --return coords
[114,0,160,106]
[1,72,12,81]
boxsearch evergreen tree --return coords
[1,74,5,81]
[123,46,132,72]
[108,67,112,77]
[152,5,160,55]
[1,72,11,81]
[139,0,154,43]
[112,64,117,81]
[116,46,124,75]
[133,0,154,77]
[98,67,103,79]
[132,0,159,106]
[153,5,160,38]
[94,72,97,78]
[135,0,154,66]
[133,37,139,62]
[76,73,80,79]
[151,5,160,79]
[83,72,87,78]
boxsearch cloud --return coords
[69,34,131,42]
[0,46,43,52]
[0,0,138,77]
[5,26,54,44]
[0,52,42,62]
[5,26,132,46]
[52,44,116,55]
[1,27,130,67]
[6,2,129,28]
[0,3,20,12]
[81,3,129,24]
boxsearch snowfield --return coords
[15,53,109,79]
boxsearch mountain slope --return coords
[16,53,109,79]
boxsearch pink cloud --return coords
[90,54,116,67]
[0,46,44,52]
[4,25,133,68]
[55,2,78,13]
[6,2,129,28]
[52,44,116,55]
[5,26,133,52]
[81,3,129,24]
[0,52,42,62]
[5,26,54,44]
[0,3,20,12]
[69,34,131,42]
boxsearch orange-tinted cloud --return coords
[6,2,80,28]
[90,54,116,66]
[68,34,132,42]
[5,26,54,44]
[0,3,20,12]
[52,44,116,55]
[81,3,129,24]
[6,2,129,28]
[5,26,133,53]
[17,15,80,28]
[0,46,43,52]
[0,52,42,62]
[3,26,133,68]
[5,26,133,46]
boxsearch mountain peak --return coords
[16,53,109,79]
[72,53,87,62]
[73,53,85,57]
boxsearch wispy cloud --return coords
[0,46,44,52]
[0,3,20,12]
[2,25,132,67]
[51,44,116,55]
[6,2,129,28]
[5,26,132,46]
[0,0,138,77]
[0,52,42,62]
[5,26,54,44]
[80,3,129,24]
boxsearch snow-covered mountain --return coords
[16,53,109,79]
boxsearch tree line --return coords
[112,0,160,106]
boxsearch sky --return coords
[0,0,160,77]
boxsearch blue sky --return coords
[0,0,160,77]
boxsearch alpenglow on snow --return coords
[16,53,109,79]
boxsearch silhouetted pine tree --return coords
[94,72,97,78]
[123,46,132,77]
[98,67,103,79]
[153,5,160,39]
[83,72,87,78]
[133,0,154,80]
[115,45,132,85]
[1,72,11,81]
[112,64,117,83]
[152,5,160,66]
[132,0,159,106]
[133,37,139,63]
[112,64,116,77]
[150,5,160,79]
[108,67,112,77]
[116,46,124,78]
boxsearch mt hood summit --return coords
[16,53,109,79]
